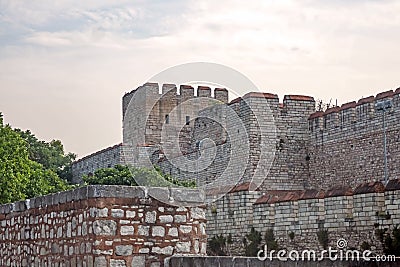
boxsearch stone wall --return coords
[73,84,400,193]
[166,256,397,267]
[152,89,315,191]
[0,185,207,267]
[308,89,400,189]
[71,144,135,184]
[206,179,400,255]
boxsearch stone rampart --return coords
[206,179,400,255]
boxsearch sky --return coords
[0,0,399,158]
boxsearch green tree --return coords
[0,113,71,204]
[14,129,76,181]
[83,165,196,188]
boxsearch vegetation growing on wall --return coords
[376,225,400,256]
[208,234,227,256]
[83,164,196,188]
[317,228,329,249]
[244,227,262,256]
[265,228,279,250]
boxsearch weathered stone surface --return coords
[152,246,174,255]
[110,259,126,267]
[176,241,191,253]
[138,225,149,236]
[159,215,173,223]
[131,255,146,267]
[94,256,107,267]
[174,215,186,223]
[179,225,192,234]
[115,245,133,256]
[168,227,178,237]
[145,211,157,223]
[152,226,165,237]
[111,209,124,218]
[120,226,134,236]
[93,220,117,236]
[126,210,136,218]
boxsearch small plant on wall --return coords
[317,228,329,249]
[288,231,295,241]
[208,234,227,256]
[210,205,217,215]
[244,227,262,256]
[376,225,400,256]
[265,228,279,250]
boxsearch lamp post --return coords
[375,99,392,185]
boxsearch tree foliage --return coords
[0,113,71,204]
[83,165,196,188]
[13,128,76,181]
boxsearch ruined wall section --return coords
[308,89,400,189]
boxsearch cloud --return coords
[0,0,399,156]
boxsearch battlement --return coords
[309,88,400,132]
[122,83,230,117]
[229,92,314,111]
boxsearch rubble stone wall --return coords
[0,185,207,267]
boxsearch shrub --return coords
[317,229,329,249]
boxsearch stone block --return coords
[152,226,165,237]
[94,256,107,267]
[145,211,157,223]
[131,256,146,267]
[176,241,191,253]
[115,245,133,256]
[110,259,126,267]
[159,215,173,223]
[93,220,117,236]
[121,226,135,235]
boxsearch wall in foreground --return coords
[0,186,206,267]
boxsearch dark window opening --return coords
[165,114,169,124]
[185,116,190,125]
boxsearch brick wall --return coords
[0,185,207,267]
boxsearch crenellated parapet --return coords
[309,88,400,135]
[308,87,400,190]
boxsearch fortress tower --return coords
[72,83,400,192]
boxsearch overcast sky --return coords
[0,0,399,157]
